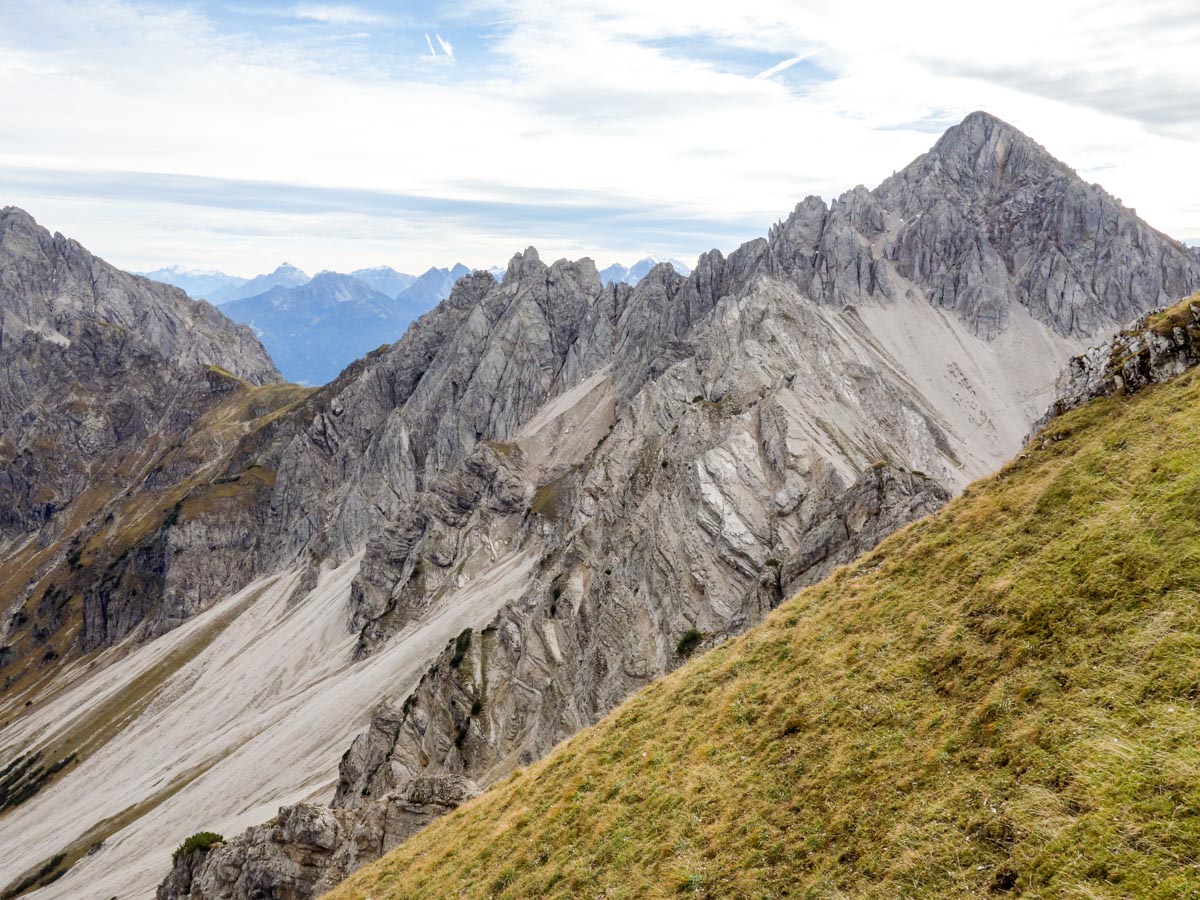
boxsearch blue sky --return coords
[0,1,1196,276]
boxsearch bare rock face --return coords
[3,115,1197,900]
[156,778,478,900]
[778,462,950,598]
[761,113,1200,340]
[873,111,1199,338]
[1034,296,1200,429]
[150,113,1200,900]
[0,206,276,538]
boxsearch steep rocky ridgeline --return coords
[145,113,1200,899]
[0,207,277,536]
[324,298,1200,899]
[1034,293,1200,425]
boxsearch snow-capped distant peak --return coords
[599,256,692,286]
[156,264,230,278]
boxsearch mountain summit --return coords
[207,261,311,303]
[866,110,1196,337]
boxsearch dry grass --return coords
[326,365,1200,899]
[530,474,571,522]
[1145,294,1200,337]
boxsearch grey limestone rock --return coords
[1033,298,1200,431]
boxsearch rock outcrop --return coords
[1034,294,1200,427]
[156,777,478,900]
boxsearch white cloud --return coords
[289,4,388,25]
[0,0,1196,274]
[435,33,455,62]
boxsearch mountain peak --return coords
[1,205,38,226]
[0,205,46,244]
[505,246,544,282]
[918,110,1066,189]
[308,270,351,284]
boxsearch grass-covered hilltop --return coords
[326,300,1200,899]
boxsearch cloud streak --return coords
[289,4,389,25]
[754,55,808,79]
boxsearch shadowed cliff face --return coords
[2,113,1199,900]
[0,207,288,685]
[0,207,278,535]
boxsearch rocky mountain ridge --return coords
[146,112,1200,898]
[1,113,1198,899]
[322,292,1200,898]
[0,205,287,689]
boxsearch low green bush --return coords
[172,831,223,862]
[675,628,703,657]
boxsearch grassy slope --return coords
[327,364,1200,899]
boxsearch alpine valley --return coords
[1,112,1198,900]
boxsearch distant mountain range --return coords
[210,264,473,384]
[138,262,309,303]
[140,256,689,386]
[599,257,692,286]
[220,272,423,385]
[396,263,472,311]
[212,262,310,303]
[348,265,417,297]
[137,265,249,301]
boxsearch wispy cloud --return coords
[288,4,389,25]
[424,32,436,57]
[754,55,808,80]
[435,33,455,62]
